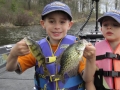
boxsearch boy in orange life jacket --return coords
[6,1,96,90]
[94,10,120,89]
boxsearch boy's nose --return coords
[107,27,111,29]
[107,26,112,29]
[55,23,60,29]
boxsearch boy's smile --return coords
[52,31,62,37]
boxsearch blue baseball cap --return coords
[41,1,72,21]
[98,10,120,25]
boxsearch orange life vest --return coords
[95,40,120,89]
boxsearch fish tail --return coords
[42,64,50,76]
[60,75,65,83]
[38,62,41,67]
[44,70,50,76]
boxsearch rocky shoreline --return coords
[0,23,19,28]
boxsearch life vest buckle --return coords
[116,54,120,60]
[106,52,120,60]
[49,75,60,82]
[45,56,56,63]
[111,71,118,77]
[106,52,118,59]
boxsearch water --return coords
[0,22,100,46]
[0,25,45,46]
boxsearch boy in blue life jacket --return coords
[94,10,120,90]
[6,1,96,90]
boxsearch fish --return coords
[56,39,88,83]
[24,37,50,76]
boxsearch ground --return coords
[0,66,35,90]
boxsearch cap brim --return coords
[41,6,72,21]
[42,9,72,20]
[97,15,120,23]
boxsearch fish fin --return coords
[42,64,50,76]
[81,56,84,62]
[37,58,45,67]
[38,62,41,67]
[67,65,79,77]
[24,37,28,45]
[60,75,65,83]
[56,52,63,65]
[44,70,50,76]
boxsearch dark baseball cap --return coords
[41,1,72,21]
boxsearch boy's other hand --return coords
[10,39,30,58]
[83,43,96,62]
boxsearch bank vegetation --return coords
[0,0,120,27]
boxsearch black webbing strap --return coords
[94,69,116,90]
[103,71,120,77]
[94,69,104,90]
[96,52,120,60]
[95,70,120,77]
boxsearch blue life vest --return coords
[34,35,85,90]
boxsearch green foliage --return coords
[0,0,5,8]
[0,0,100,26]
[10,0,18,12]
[11,3,16,12]
[28,11,33,17]
[0,0,5,4]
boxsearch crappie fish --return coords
[57,39,88,82]
[24,37,50,75]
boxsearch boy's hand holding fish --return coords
[82,42,96,84]
[6,38,30,71]
[10,39,30,58]
[83,42,96,62]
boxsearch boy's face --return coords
[40,11,73,44]
[101,17,120,42]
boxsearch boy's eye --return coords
[113,24,118,26]
[103,23,108,26]
[103,23,120,27]
[49,20,54,23]
[113,23,120,27]
[48,20,66,24]
[60,21,65,23]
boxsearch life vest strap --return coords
[96,52,120,60]
[95,69,120,77]
[35,72,61,82]
[49,74,61,82]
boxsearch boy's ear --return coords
[68,21,73,30]
[100,27,102,31]
[40,20,45,29]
